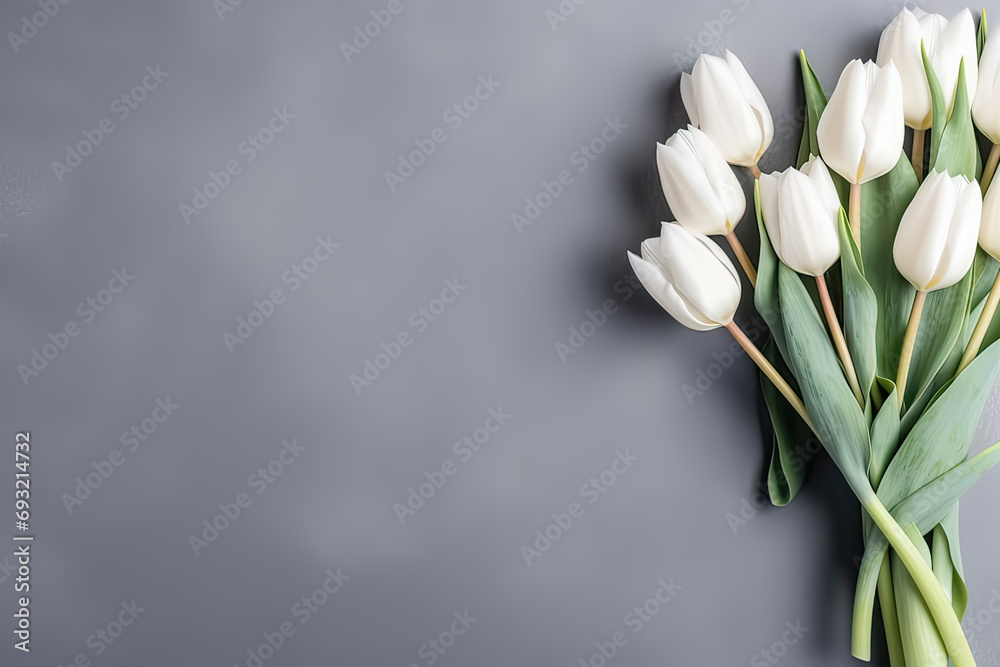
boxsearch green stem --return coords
[956,270,1000,376]
[896,290,927,410]
[893,526,948,666]
[863,495,975,666]
[877,555,906,667]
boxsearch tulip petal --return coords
[776,170,841,275]
[894,171,961,290]
[860,61,905,183]
[801,156,842,219]
[687,126,747,228]
[758,171,781,248]
[657,137,729,235]
[628,250,717,330]
[817,60,869,183]
[680,72,700,128]
[691,53,763,166]
[657,223,741,325]
[981,178,1000,260]
[725,50,774,162]
[973,33,1000,143]
[932,9,979,117]
[928,177,982,290]
[877,8,932,128]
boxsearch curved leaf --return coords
[879,340,1000,510]
[778,263,870,491]
[839,209,877,403]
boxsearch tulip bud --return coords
[974,32,1000,144]
[758,157,842,276]
[877,8,978,129]
[979,178,1000,260]
[656,126,746,236]
[817,59,905,185]
[628,222,741,331]
[680,50,773,168]
[893,170,982,292]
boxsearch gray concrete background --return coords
[0,0,998,665]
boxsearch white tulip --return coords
[758,157,842,276]
[628,222,741,331]
[979,177,1000,260]
[817,59,905,185]
[877,8,978,129]
[680,50,773,168]
[974,31,1000,143]
[893,170,982,291]
[656,126,746,236]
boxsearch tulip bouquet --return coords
[629,8,1000,666]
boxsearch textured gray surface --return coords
[0,0,999,665]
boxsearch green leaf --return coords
[901,279,986,436]
[755,183,813,505]
[933,60,978,180]
[903,269,973,412]
[754,181,785,355]
[761,339,812,505]
[852,440,1000,651]
[978,9,988,61]
[878,340,1000,510]
[860,154,919,380]
[923,43,948,168]
[937,506,969,619]
[972,248,999,307]
[838,209,877,402]
[869,379,900,489]
[778,263,871,492]
[796,50,827,168]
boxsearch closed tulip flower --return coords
[627,222,741,331]
[877,8,978,130]
[894,170,982,402]
[818,59,905,185]
[758,157,842,276]
[893,171,982,292]
[680,50,773,170]
[656,126,746,236]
